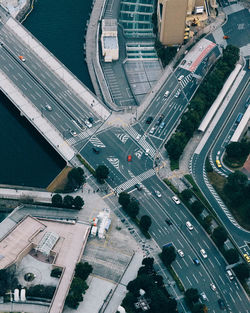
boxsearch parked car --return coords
[216,159,222,168]
[193,258,200,265]
[165,219,172,226]
[146,116,153,124]
[127,155,132,162]
[200,292,207,301]
[84,119,92,128]
[155,190,162,198]
[200,249,207,259]
[70,130,77,137]
[186,221,194,231]
[210,283,216,291]
[243,253,250,263]
[149,127,155,134]
[45,104,52,111]
[177,249,184,257]
[172,196,180,204]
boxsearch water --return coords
[0,0,93,188]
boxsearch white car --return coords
[172,196,180,204]
[177,249,184,257]
[70,130,77,137]
[136,134,141,140]
[84,119,92,128]
[186,221,194,231]
[210,283,216,291]
[178,75,184,81]
[145,148,150,156]
[155,190,162,198]
[200,292,207,301]
[200,249,207,259]
[45,104,52,111]
[149,127,155,134]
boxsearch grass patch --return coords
[170,159,179,171]
[163,179,180,195]
[167,266,185,292]
[77,154,96,176]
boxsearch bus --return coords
[236,113,243,124]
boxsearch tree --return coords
[225,142,249,159]
[140,215,152,232]
[52,194,63,207]
[201,215,212,233]
[181,189,193,202]
[161,246,176,267]
[66,167,85,191]
[192,303,206,313]
[118,192,130,208]
[142,257,154,269]
[121,292,137,310]
[50,267,62,278]
[184,288,200,307]
[190,201,203,217]
[75,262,93,281]
[165,132,187,160]
[212,226,228,247]
[233,263,250,282]
[95,165,109,183]
[126,200,140,218]
[73,196,84,209]
[63,195,74,208]
[224,249,239,265]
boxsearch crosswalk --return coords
[115,132,129,144]
[89,136,106,148]
[179,73,193,89]
[125,125,156,157]
[115,169,155,194]
[66,128,96,145]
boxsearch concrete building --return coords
[101,19,119,62]
[157,0,188,45]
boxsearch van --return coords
[227,270,234,280]
[164,91,170,97]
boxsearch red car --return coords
[127,155,132,162]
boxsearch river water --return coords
[0,0,93,188]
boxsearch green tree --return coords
[140,215,152,232]
[181,189,193,202]
[142,257,154,269]
[73,196,84,209]
[224,249,239,265]
[51,194,63,207]
[184,288,200,307]
[75,262,93,281]
[50,267,62,278]
[95,165,109,183]
[66,167,85,191]
[233,263,250,282]
[161,246,176,267]
[63,195,74,208]
[118,192,130,209]
[190,201,203,217]
[201,215,212,233]
[192,303,206,313]
[165,132,187,160]
[121,292,137,310]
[212,226,228,247]
[126,200,140,218]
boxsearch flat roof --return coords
[103,36,118,50]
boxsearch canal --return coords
[0,0,94,188]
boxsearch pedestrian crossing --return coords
[135,149,144,160]
[115,169,155,194]
[125,125,156,157]
[66,128,96,145]
[179,73,193,89]
[107,157,120,170]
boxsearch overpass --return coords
[0,5,110,164]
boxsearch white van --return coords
[164,90,170,97]
[227,270,234,280]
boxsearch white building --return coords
[101,19,119,62]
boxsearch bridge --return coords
[0,5,110,164]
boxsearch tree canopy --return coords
[95,165,109,183]
[212,226,228,247]
[140,215,152,232]
[161,246,176,267]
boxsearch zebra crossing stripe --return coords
[89,136,106,148]
[107,157,119,170]
[115,132,129,144]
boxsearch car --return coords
[177,249,184,257]
[92,147,100,154]
[149,127,155,134]
[193,258,200,265]
[165,219,172,226]
[178,75,184,81]
[156,114,164,126]
[200,249,207,259]
[127,155,132,162]
[155,190,162,198]
[218,299,226,310]
[200,292,207,301]
[243,253,250,263]
[210,283,216,291]
[70,130,77,137]
[187,61,192,66]
[84,119,92,128]
[216,159,222,168]
[135,183,143,191]
[19,55,25,62]
[186,221,194,231]
[226,269,234,280]
[172,196,180,204]
[145,148,150,156]
[136,134,141,140]
[159,122,165,129]
[164,90,170,97]
[181,60,186,65]
[45,104,52,111]
[88,117,94,124]
[174,89,181,98]
[146,116,153,124]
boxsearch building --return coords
[101,19,119,62]
[157,0,209,46]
